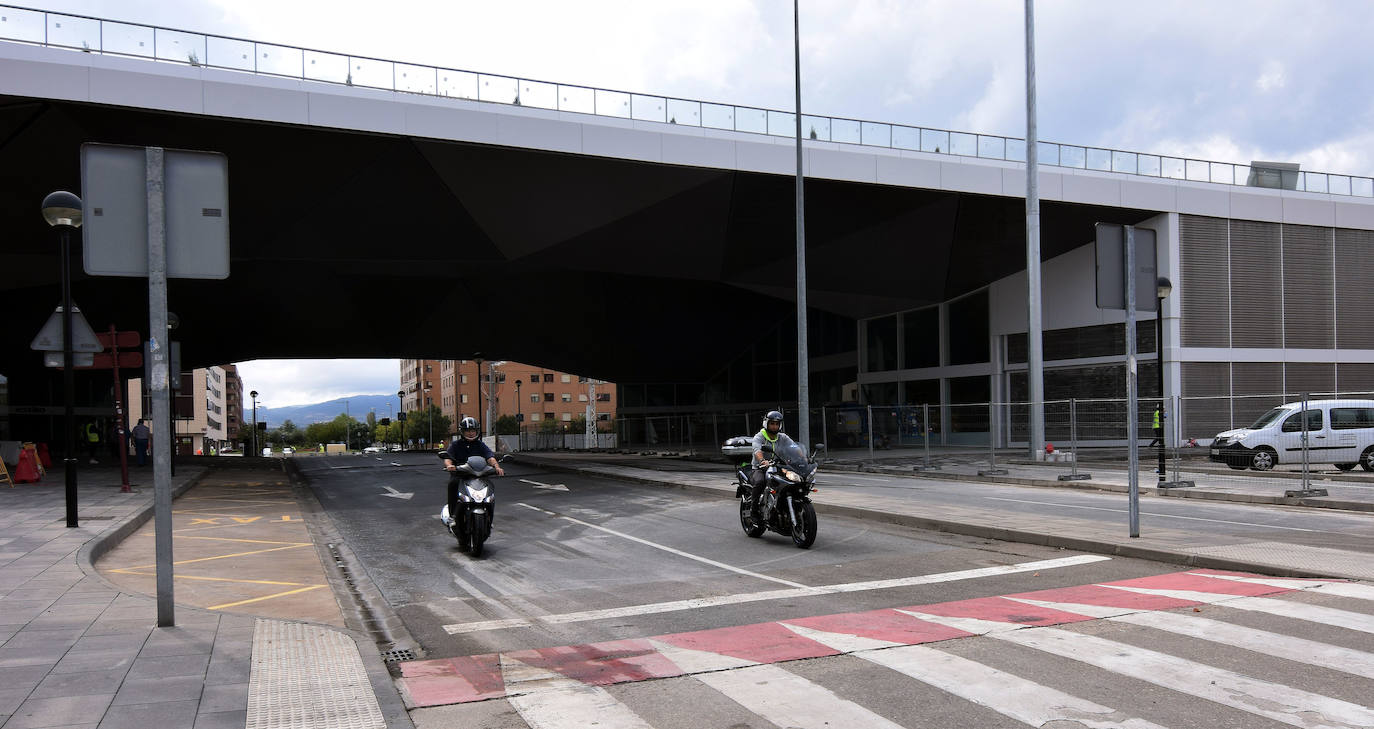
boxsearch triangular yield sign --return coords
[30,304,105,353]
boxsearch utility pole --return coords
[586,378,597,446]
[1025,0,1046,458]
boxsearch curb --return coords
[517,455,1345,580]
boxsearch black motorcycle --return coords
[438,453,507,558]
[734,441,821,549]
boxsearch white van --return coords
[1210,399,1374,471]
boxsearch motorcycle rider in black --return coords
[750,410,797,519]
[442,417,505,522]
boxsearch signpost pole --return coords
[1125,226,1140,538]
[146,147,175,626]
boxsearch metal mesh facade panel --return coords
[1281,224,1335,349]
[1284,362,1336,399]
[1180,215,1230,347]
[1338,363,1374,396]
[1335,229,1374,349]
[1232,362,1283,426]
[1228,220,1283,348]
[1181,362,1231,438]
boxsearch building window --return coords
[531,413,542,421]
[544,393,554,402]
[596,393,610,402]
[544,412,554,420]
[578,394,588,402]
[461,374,468,384]
[561,374,571,383]
[461,394,469,403]
[597,413,610,421]
[530,394,540,403]
[561,393,572,402]
[544,374,554,383]
[561,412,572,421]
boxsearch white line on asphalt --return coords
[984,496,1319,532]
[996,626,1374,729]
[501,655,658,729]
[1100,585,1374,634]
[515,502,811,589]
[691,663,907,729]
[441,554,1109,634]
[519,478,569,491]
[784,622,1167,729]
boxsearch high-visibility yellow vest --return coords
[1153,409,1161,429]
[85,424,100,443]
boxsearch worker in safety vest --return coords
[1148,404,1163,448]
[84,421,101,464]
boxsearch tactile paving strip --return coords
[247,619,385,729]
[1187,541,1374,580]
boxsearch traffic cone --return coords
[36,442,52,468]
[14,447,42,483]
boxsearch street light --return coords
[250,390,258,456]
[42,190,82,529]
[397,389,405,452]
[423,382,433,450]
[515,379,522,451]
[1156,276,1172,482]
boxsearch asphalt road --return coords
[294,453,1374,729]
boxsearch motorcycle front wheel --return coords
[739,497,765,538]
[791,502,817,549]
[469,515,487,558]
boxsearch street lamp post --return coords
[515,379,522,451]
[397,390,405,452]
[424,383,433,450]
[344,399,350,452]
[42,191,82,529]
[1156,276,1172,483]
[250,390,258,456]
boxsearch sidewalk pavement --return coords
[514,450,1374,583]
[0,460,409,729]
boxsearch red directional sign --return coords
[97,330,141,349]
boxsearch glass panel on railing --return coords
[892,125,919,150]
[1037,141,1059,165]
[767,110,795,137]
[736,107,767,134]
[950,131,977,156]
[1353,177,1374,197]
[1086,148,1111,171]
[559,85,595,113]
[1209,162,1234,185]
[46,13,98,51]
[1329,174,1351,196]
[667,98,700,126]
[256,43,302,77]
[207,36,253,70]
[303,50,347,83]
[1185,159,1208,181]
[701,102,733,129]
[1005,138,1025,162]
[155,28,206,65]
[595,89,631,118]
[1111,151,1137,174]
[862,122,891,147]
[831,119,861,144]
[439,70,477,99]
[1234,165,1251,184]
[1304,171,1328,193]
[977,135,1005,159]
[1060,145,1086,168]
[349,57,392,89]
[479,74,519,104]
[1138,154,1161,176]
[395,63,435,94]
[518,80,557,109]
[921,129,949,153]
[631,94,666,122]
[802,115,830,141]
[0,7,44,42]
[1161,157,1185,178]
[103,21,154,58]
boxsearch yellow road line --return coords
[208,584,328,611]
[116,543,312,570]
[107,569,313,587]
[169,534,312,546]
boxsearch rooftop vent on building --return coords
[1247,161,1300,190]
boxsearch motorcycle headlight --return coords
[467,485,490,501]
[782,468,802,483]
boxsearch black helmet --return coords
[460,417,479,432]
[763,410,783,429]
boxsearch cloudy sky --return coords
[18,0,1374,404]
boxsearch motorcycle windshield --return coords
[775,441,815,476]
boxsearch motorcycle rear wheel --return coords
[739,497,765,537]
[791,502,817,549]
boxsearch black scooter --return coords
[438,453,508,557]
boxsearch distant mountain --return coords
[259,394,401,428]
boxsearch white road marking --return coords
[784,622,1168,729]
[1100,585,1374,635]
[442,554,1109,634]
[692,663,907,729]
[380,485,413,500]
[996,626,1374,729]
[520,478,569,491]
[1183,572,1344,590]
[500,655,658,729]
[984,497,1319,532]
[1308,581,1374,602]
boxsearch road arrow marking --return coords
[520,478,568,491]
[381,485,414,500]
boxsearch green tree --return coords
[405,404,450,447]
[538,418,559,434]
[568,415,587,435]
[494,414,519,435]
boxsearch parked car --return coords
[362,445,383,454]
[1209,399,1374,471]
[282,447,294,456]
[721,435,754,463]
[262,447,272,456]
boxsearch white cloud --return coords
[1255,60,1286,93]
[234,359,399,407]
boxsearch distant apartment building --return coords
[416,360,616,439]
[222,364,243,445]
[128,365,232,455]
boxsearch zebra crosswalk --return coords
[401,569,1374,728]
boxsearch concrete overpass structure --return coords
[3,8,1373,445]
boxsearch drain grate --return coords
[380,648,416,663]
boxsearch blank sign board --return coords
[80,143,229,279]
[1094,223,1156,312]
